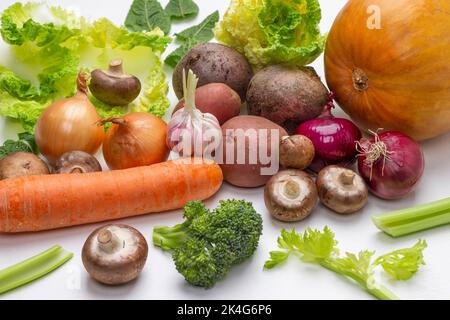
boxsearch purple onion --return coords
[296,93,362,172]
[357,131,424,200]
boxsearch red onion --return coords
[295,93,362,172]
[357,130,424,200]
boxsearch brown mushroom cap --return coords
[316,165,368,215]
[0,152,49,180]
[89,59,141,106]
[54,151,102,174]
[264,169,318,222]
[279,135,315,170]
[82,224,148,285]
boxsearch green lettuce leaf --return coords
[0,92,48,132]
[0,2,171,131]
[215,0,326,69]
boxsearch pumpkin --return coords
[324,0,450,141]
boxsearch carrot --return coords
[0,158,223,233]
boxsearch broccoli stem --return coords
[0,245,73,295]
[372,197,450,237]
[319,259,399,300]
[153,222,190,251]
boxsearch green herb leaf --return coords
[165,0,199,19]
[374,240,427,281]
[264,227,405,300]
[165,11,219,68]
[175,10,219,42]
[332,250,376,284]
[264,251,291,269]
[125,0,171,34]
[0,132,38,159]
[165,44,189,68]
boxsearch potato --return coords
[172,83,241,125]
[220,115,288,188]
[173,43,253,101]
[247,65,329,134]
[0,152,50,180]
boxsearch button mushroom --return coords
[89,59,141,106]
[316,165,368,214]
[279,135,315,170]
[82,224,148,285]
[54,151,102,174]
[0,152,49,180]
[264,170,318,222]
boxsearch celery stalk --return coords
[319,260,400,300]
[372,197,450,237]
[0,245,73,295]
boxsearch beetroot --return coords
[246,65,329,134]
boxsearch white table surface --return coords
[0,0,449,300]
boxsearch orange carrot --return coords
[0,158,223,233]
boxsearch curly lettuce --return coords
[214,0,326,70]
[0,2,171,130]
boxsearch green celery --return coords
[0,245,73,295]
[319,259,399,300]
[265,228,427,300]
[372,197,450,237]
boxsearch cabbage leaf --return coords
[214,0,326,70]
[0,2,171,130]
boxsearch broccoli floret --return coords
[152,201,208,250]
[153,200,263,288]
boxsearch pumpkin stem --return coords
[352,68,369,91]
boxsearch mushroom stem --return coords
[97,229,119,253]
[76,71,89,95]
[70,167,84,174]
[340,172,355,186]
[284,179,300,199]
[108,59,124,75]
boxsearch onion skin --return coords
[35,72,104,165]
[357,131,425,200]
[324,0,450,141]
[102,112,169,170]
[296,104,362,172]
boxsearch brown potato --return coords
[173,43,253,101]
[220,115,288,188]
[172,83,241,125]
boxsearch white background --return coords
[0,0,449,300]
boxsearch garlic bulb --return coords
[167,70,222,158]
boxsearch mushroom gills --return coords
[264,170,318,222]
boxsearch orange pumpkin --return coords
[324,0,450,141]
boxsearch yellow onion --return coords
[101,112,169,170]
[35,71,105,165]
